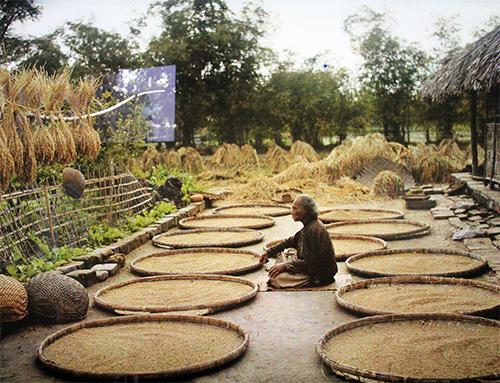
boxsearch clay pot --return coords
[190,194,204,203]
[62,168,85,199]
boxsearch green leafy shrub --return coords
[6,235,88,282]
[88,224,127,247]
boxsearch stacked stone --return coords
[54,201,205,287]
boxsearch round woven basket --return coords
[345,248,487,278]
[131,248,262,276]
[264,235,387,262]
[27,271,89,323]
[37,314,249,380]
[317,313,499,383]
[153,228,264,249]
[179,214,275,230]
[336,276,500,317]
[319,208,404,223]
[94,274,258,313]
[214,203,290,217]
[326,219,430,240]
[0,274,28,322]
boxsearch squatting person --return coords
[260,194,338,288]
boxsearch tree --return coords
[420,16,468,141]
[145,0,269,146]
[61,22,141,78]
[344,7,428,143]
[0,0,40,64]
[15,33,67,74]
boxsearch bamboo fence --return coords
[0,171,154,269]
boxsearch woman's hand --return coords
[259,252,269,264]
[268,263,288,279]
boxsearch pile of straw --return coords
[178,147,205,173]
[233,175,283,202]
[0,69,101,190]
[289,140,320,162]
[211,143,241,167]
[240,144,259,167]
[161,149,182,169]
[141,146,162,170]
[265,144,291,173]
[372,171,404,197]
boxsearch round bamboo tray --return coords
[319,208,404,223]
[326,219,430,240]
[131,248,262,276]
[214,203,290,217]
[317,313,500,382]
[152,228,264,249]
[265,234,387,262]
[94,274,258,313]
[346,248,487,278]
[37,314,249,380]
[336,276,500,317]
[179,214,275,230]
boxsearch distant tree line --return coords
[2,0,498,149]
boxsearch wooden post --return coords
[470,91,479,177]
[43,184,56,245]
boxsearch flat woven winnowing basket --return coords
[326,219,430,240]
[214,203,290,217]
[131,248,262,276]
[336,276,500,317]
[319,208,404,223]
[317,313,500,382]
[152,228,264,249]
[0,274,28,322]
[27,271,89,323]
[37,314,249,380]
[179,214,275,230]
[345,248,487,278]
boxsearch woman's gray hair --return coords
[294,194,320,219]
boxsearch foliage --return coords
[344,6,429,143]
[88,201,177,246]
[87,224,127,248]
[75,90,150,173]
[5,234,88,282]
[148,165,205,201]
[144,0,270,145]
[61,21,141,78]
[0,0,41,64]
[125,201,177,232]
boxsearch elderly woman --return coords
[260,194,337,288]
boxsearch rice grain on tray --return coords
[41,321,244,375]
[322,319,499,380]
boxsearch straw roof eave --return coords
[421,25,500,102]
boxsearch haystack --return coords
[273,160,339,184]
[289,140,320,162]
[265,144,291,173]
[161,149,182,169]
[372,171,404,197]
[178,147,205,173]
[325,133,404,179]
[240,144,259,167]
[141,146,162,170]
[211,143,241,167]
[437,139,466,169]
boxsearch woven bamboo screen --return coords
[0,172,154,268]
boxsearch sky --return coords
[13,0,499,73]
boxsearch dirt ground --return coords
[1,195,497,382]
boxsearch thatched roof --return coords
[422,25,499,101]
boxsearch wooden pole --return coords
[44,184,56,245]
[470,91,479,177]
